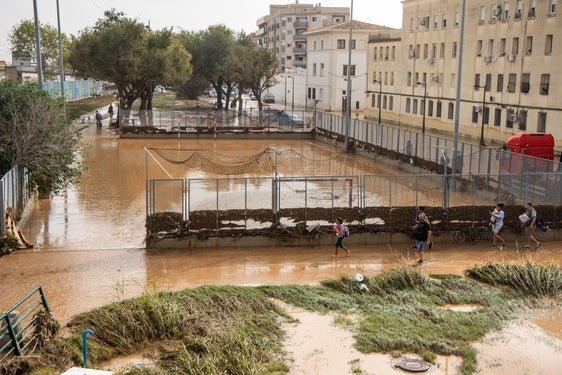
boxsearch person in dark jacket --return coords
[412,211,432,264]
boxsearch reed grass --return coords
[18,263,561,375]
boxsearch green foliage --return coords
[68,10,192,111]
[466,261,562,297]
[0,80,85,195]
[9,20,71,80]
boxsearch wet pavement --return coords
[0,120,561,374]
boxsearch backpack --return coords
[536,214,545,230]
[343,225,350,238]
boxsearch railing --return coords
[0,166,30,234]
[0,286,50,365]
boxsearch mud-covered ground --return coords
[147,205,562,241]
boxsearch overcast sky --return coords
[0,0,403,63]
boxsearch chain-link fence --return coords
[316,112,561,177]
[120,108,312,132]
[147,172,561,233]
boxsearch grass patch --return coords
[466,261,562,297]
[65,95,114,120]
[10,263,561,375]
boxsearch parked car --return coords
[250,93,257,100]
[263,92,275,103]
[280,112,304,126]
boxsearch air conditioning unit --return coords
[408,50,415,58]
[493,7,501,16]
[509,113,518,122]
[474,106,483,113]
[419,18,427,26]
[507,54,515,62]
[432,75,440,82]
[483,55,492,63]
[427,57,434,64]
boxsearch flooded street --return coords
[1,124,561,374]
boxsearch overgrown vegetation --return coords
[65,94,114,121]
[5,263,561,375]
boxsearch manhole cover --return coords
[395,357,430,372]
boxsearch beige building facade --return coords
[255,2,349,71]
[366,0,562,147]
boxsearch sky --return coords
[0,0,403,63]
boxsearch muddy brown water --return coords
[1,124,561,374]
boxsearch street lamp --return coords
[344,0,354,153]
[372,79,382,126]
[474,84,487,146]
[416,80,427,133]
[288,76,295,113]
[284,75,287,109]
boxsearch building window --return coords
[373,47,377,60]
[409,18,415,31]
[406,98,411,113]
[412,99,418,114]
[521,73,530,93]
[502,2,510,20]
[434,14,439,28]
[474,74,481,88]
[485,74,492,91]
[549,0,557,15]
[351,40,356,49]
[497,74,504,92]
[407,72,412,86]
[480,6,486,22]
[392,46,396,60]
[540,74,550,95]
[518,110,527,131]
[506,109,514,128]
[515,1,523,19]
[312,63,316,75]
[436,101,442,117]
[507,73,517,92]
[512,37,519,55]
[494,108,502,126]
[371,95,376,108]
[389,96,394,110]
[537,112,547,132]
[337,39,345,49]
[390,72,395,85]
[442,14,447,27]
[383,95,387,109]
[343,65,356,76]
[477,40,483,56]
[472,106,479,123]
[440,43,445,58]
[545,34,553,55]
[452,42,458,57]
[526,36,533,55]
[454,11,460,26]
[499,38,506,55]
[448,102,454,119]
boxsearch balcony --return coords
[293,47,307,53]
[293,60,307,67]
[294,21,308,28]
[293,34,306,41]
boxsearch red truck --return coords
[500,133,555,173]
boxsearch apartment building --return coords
[306,21,395,113]
[255,2,349,71]
[366,0,562,145]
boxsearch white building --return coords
[306,21,395,113]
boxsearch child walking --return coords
[332,217,350,258]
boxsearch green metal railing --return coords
[0,286,50,365]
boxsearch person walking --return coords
[521,203,541,249]
[332,217,350,258]
[108,104,114,124]
[412,211,431,264]
[412,206,433,250]
[95,110,102,128]
[490,203,506,249]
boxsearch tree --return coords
[68,10,192,114]
[9,20,71,80]
[180,25,236,109]
[232,46,278,112]
[0,80,85,196]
